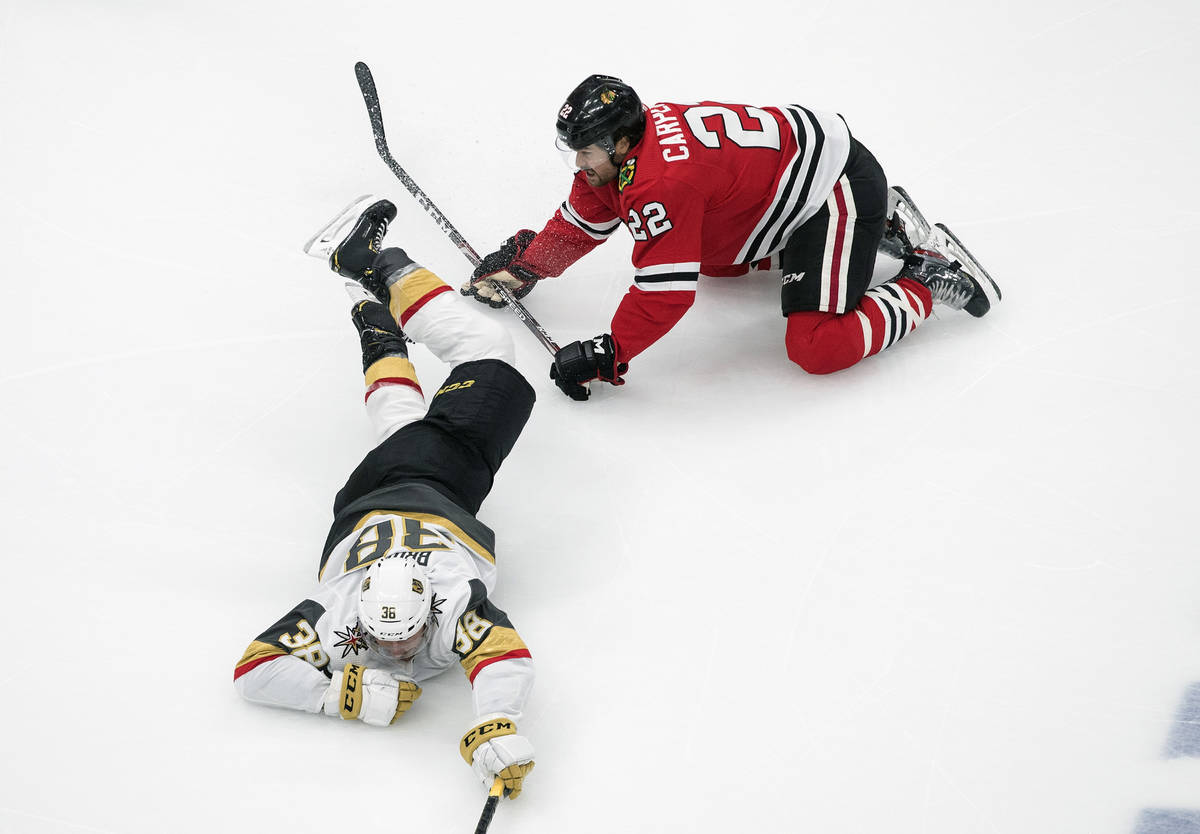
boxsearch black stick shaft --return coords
[353,61,561,355]
[474,794,500,834]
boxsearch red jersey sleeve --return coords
[609,177,705,363]
[520,173,622,277]
[610,287,696,362]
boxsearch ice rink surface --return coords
[2,1,1198,831]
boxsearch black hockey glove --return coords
[460,230,543,308]
[550,334,628,401]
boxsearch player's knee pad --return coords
[785,311,860,375]
[786,341,844,375]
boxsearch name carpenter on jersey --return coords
[649,103,689,162]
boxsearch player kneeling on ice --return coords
[460,75,1003,401]
[234,197,536,800]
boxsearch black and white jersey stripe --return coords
[560,199,621,240]
[633,262,701,292]
[735,106,851,265]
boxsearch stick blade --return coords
[354,61,376,97]
[354,60,390,155]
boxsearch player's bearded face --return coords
[574,144,619,185]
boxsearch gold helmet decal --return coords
[361,576,371,592]
[412,578,425,594]
[600,89,616,105]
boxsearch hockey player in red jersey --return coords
[235,198,536,799]
[461,75,1002,400]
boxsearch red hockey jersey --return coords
[522,100,853,363]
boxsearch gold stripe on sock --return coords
[365,356,419,388]
[388,268,450,321]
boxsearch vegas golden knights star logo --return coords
[618,157,637,192]
[333,624,368,658]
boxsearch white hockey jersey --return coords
[234,483,533,723]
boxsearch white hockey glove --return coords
[460,715,536,799]
[322,663,421,726]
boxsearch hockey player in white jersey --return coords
[234,197,536,800]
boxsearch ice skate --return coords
[302,194,382,260]
[305,196,409,302]
[350,295,410,372]
[328,199,397,280]
[899,248,981,313]
[884,186,1001,317]
[929,222,1002,317]
[881,186,933,260]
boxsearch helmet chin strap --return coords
[593,136,618,166]
[605,136,634,168]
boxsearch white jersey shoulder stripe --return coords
[634,261,702,276]
[561,199,620,240]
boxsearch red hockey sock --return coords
[785,277,932,374]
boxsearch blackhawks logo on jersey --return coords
[618,157,637,192]
[333,624,368,658]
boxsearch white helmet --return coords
[357,554,433,660]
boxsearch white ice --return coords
[2,2,1198,832]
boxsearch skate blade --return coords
[887,186,933,249]
[342,280,377,305]
[301,194,379,259]
[932,223,1002,316]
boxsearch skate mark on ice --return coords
[1022,0,1126,43]
[931,27,1190,170]
[0,806,122,834]
[0,330,341,385]
[954,293,1200,398]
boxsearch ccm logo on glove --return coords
[460,718,516,761]
[340,663,364,719]
[460,715,535,799]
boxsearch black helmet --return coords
[555,74,645,156]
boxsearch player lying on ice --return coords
[460,75,1003,401]
[234,197,536,800]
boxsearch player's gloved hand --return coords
[322,663,421,726]
[550,333,628,401]
[460,230,542,308]
[460,715,535,799]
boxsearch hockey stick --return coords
[473,777,506,834]
[354,61,561,355]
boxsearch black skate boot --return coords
[350,298,409,373]
[329,199,397,298]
